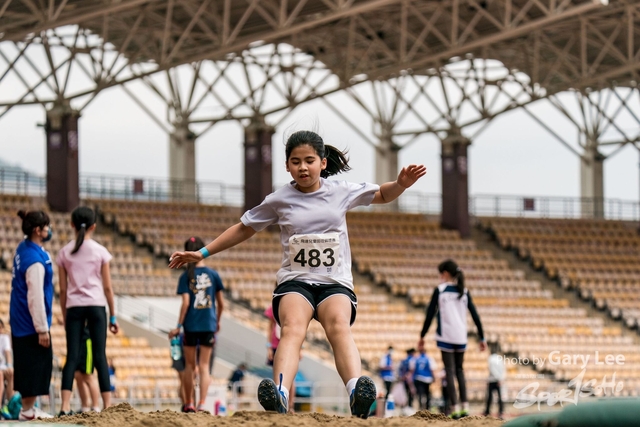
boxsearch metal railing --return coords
[116,295,177,333]
[0,169,244,206]
[470,194,640,221]
[1,168,639,220]
[0,169,46,197]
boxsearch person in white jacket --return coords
[483,343,505,418]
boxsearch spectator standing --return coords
[10,210,55,420]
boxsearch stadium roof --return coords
[2,0,638,96]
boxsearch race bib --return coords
[289,233,340,276]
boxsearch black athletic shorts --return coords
[13,333,53,397]
[272,280,358,326]
[184,331,215,347]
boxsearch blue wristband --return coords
[199,247,210,258]
[110,315,117,324]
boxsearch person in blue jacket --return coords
[379,346,395,400]
[413,341,435,411]
[10,210,55,420]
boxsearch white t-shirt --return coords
[0,334,11,369]
[241,178,379,290]
[488,353,505,382]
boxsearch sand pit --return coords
[38,403,505,427]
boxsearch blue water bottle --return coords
[170,336,182,361]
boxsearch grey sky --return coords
[1,79,639,203]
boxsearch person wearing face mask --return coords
[10,210,55,420]
[379,346,395,400]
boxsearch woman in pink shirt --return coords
[56,206,118,415]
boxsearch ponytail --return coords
[184,237,206,285]
[438,259,465,299]
[322,144,351,178]
[454,269,465,299]
[70,206,96,254]
[71,224,87,254]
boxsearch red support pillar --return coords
[46,105,80,213]
[244,119,274,213]
[441,132,470,238]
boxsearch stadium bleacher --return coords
[480,217,640,329]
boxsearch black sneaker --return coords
[57,410,75,417]
[257,379,288,413]
[349,376,376,419]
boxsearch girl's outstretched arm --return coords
[168,222,257,269]
[372,164,426,204]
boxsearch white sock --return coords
[454,403,461,413]
[81,407,91,413]
[279,386,289,402]
[462,402,469,412]
[92,407,101,413]
[346,378,359,395]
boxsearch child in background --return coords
[483,343,505,419]
[168,237,224,413]
[57,206,119,415]
[419,260,485,419]
[413,340,435,411]
[379,346,395,400]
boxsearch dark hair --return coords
[184,237,205,285]
[438,259,465,299]
[17,210,50,237]
[285,130,351,178]
[71,206,96,254]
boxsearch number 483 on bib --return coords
[289,233,340,276]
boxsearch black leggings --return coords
[62,306,110,393]
[441,350,466,406]
[414,380,431,410]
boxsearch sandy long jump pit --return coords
[35,403,504,427]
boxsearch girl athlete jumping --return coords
[169,130,426,418]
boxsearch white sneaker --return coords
[19,407,54,420]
